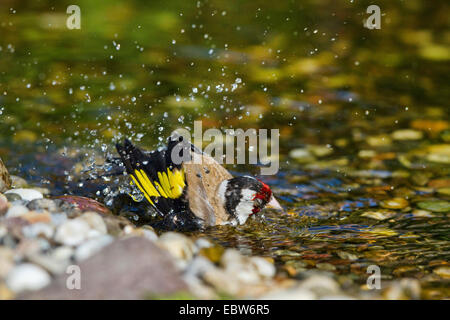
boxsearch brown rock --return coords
[0,158,11,193]
[21,237,187,299]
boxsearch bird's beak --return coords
[266,195,283,211]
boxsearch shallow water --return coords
[0,0,449,298]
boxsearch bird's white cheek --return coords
[234,189,257,224]
[235,202,254,224]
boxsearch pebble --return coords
[157,232,196,261]
[411,209,434,218]
[366,135,392,147]
[195,237,213,249]
[221,249,261,284]
[297,273,340,296]
[383,279,421,300]
[22,223,54,239]
[391,129,423,140]
[10,175,28,188]
[361,210,396,220]
[5,189,43,202]
[6,263,51,293]
[74,234,114,261]
[184,256,216,279]
[250,257,276,278]
[26,253,69,275]
[4,193,21,202]
[380,198,409,209]
[417,200,450,213]
[337,251,358,261]
[202,268,241,296]
[5,204,30,218]
[77,212,107,235]
[124,226,158,241]
[308,145,333,157]
[51,246,74,261]
[27,199,60,212]
[289,148,315,163]
[433,267,450,279]
[54,219,92,246]
[50,213,68,226]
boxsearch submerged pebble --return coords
[417,201,450,213]
[391,129,423,140]
[380,198,409,210]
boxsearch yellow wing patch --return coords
[129,167,186,205]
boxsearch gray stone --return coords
[4,192,21,202]
[22,237,187,299]
[27,199,61,213]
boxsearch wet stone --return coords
[361,210,396,220]
[417,201,450,213]
[391,129,423,140]
[380,198,409,210]
[432,267,450,279]
[9,176,27,189]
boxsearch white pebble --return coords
[157,232,196,262]
[6,205,29,218]
[54,219,91,246]
[74,235,113,261]
[250,257,276,278]
[77,212,107,234]
[22,223,54,239]
[5,188,43,201]
[6,263,51,293]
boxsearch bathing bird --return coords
[116,135,282,230]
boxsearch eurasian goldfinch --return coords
[116,135,282,230]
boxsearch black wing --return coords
[116,137,189,216]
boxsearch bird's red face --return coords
[251,180,272,215]
[219,176,279,225]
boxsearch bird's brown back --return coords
[183,151,232,226]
